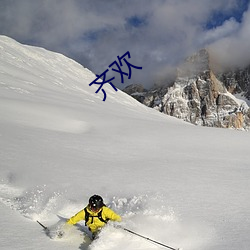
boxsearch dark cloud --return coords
[0,0,249,89]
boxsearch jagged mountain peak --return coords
[177,48,211,78]
[124,48,250,130]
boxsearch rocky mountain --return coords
[217,66,250,100]
[123,49,250,130]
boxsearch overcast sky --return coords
[0,0,249,88]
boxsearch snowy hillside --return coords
[0,36,250,250]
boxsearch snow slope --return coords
[0,36,250,250]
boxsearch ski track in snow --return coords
[0,180,211,250]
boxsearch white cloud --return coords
[209,5,250,68]
[200,17,240,45]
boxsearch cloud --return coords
[209,3,250,69]
[200,18,240,45]
[0,0,249,88]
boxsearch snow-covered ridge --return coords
[0,35,147,105]
[0,36,153,134]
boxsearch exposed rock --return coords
[124,49,250,130]
[123,84,147,103]
[217,66,250,99]
[123,84,147,95]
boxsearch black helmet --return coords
[89,195,104,210]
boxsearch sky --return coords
[0,0,249,89]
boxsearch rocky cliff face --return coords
[123,49,250,130]
[217,66,250,100]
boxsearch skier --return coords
[66,194,121,239]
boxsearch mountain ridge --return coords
[123,49,250,130]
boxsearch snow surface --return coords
[0,35,250,250]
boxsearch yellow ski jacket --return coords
[67,206,121,233]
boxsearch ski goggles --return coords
[89,205,101,212]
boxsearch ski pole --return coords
[122,227,180,250]
[37,220,48,231]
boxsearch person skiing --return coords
[66,194,121,239]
